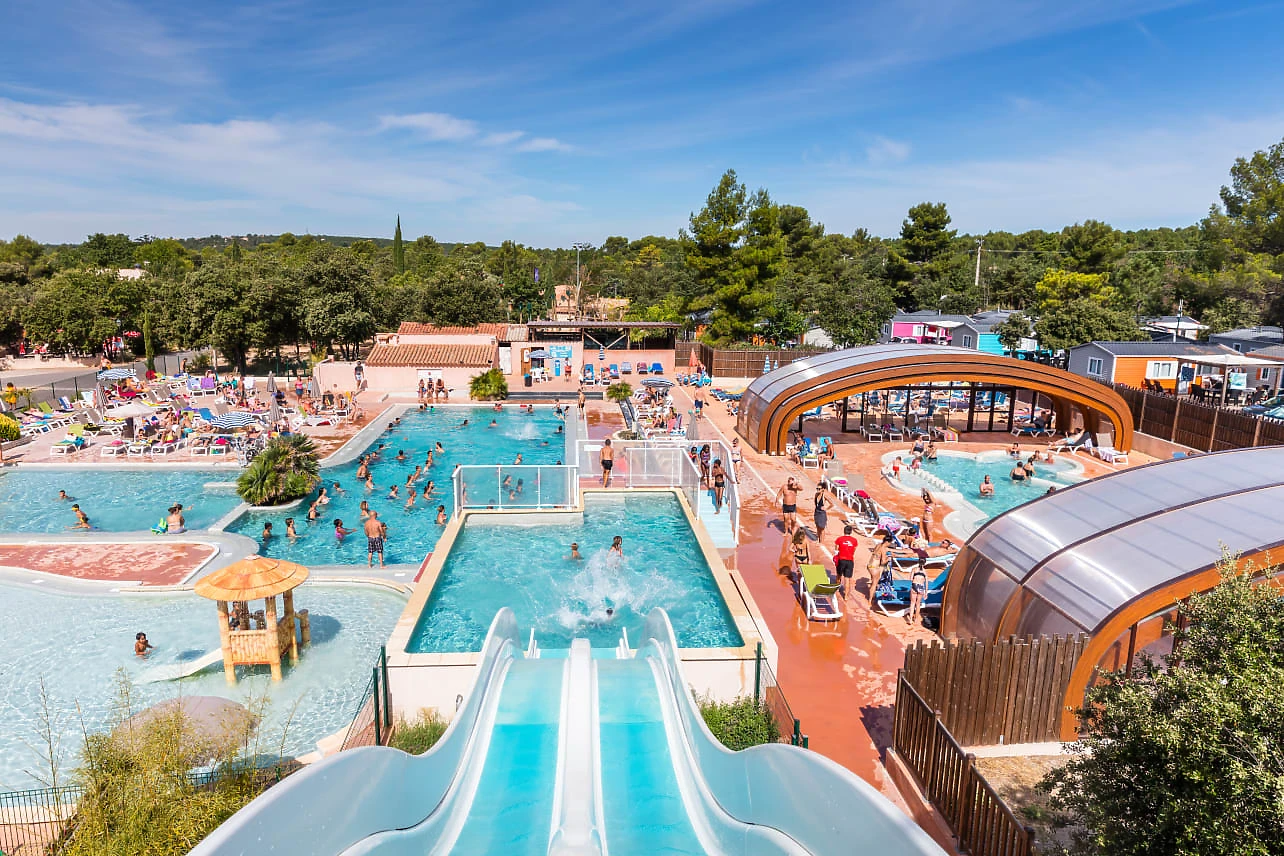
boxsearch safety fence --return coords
[451,464,579,514]
[0,766,292,855]
[753,642,808,747]
[902,634,1088,746]
[341,645,395,751]
[1111,382,1284,451]
[894,673,1034,856]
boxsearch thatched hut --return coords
[194,556,312,683]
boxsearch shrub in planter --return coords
[697,695,780,750]
[236,435,321,506]
[390,710,449,755]
[469,368,508,401]
[0,413,19,442]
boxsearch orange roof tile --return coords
[397,322,508,337]
[366,344,495,368]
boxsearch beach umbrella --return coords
[104,401,159,419]
[118,696,256,763]
[209,411,259,430]
[528,349,550,359]
[269,395,281,426]
[643,378,674,389]
[97,367,137,382]
[309,375,321,398]
[266,372,277,395]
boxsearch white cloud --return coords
[376,112,478,141]
[482,130,526,146]
[865,136,910,165]
[517,136,573,153]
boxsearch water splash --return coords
[553,550,683,631]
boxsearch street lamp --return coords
[572,241,592,320]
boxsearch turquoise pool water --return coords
[225,406,567,565]
[408,493,744,653]
[0,468,239,533]
[0,406,567,566]
[0,581,405,790]
[902,450,1082,520]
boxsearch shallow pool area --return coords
[223,406,568,565]
[0,581,406,790]
[0,468,239,533]
[892,449,1084,535]
[408,492,744,653]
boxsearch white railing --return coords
[451,464,579,515]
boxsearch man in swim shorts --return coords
[364,511,386,567]
[775,477,800,535]
[833,525,859,598]
[600,438,614,487]
[70,504,91,529]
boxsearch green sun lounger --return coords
[798,563,843,621]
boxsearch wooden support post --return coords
[1171,398,1181,443]
[1208,408,1219,453]
[283,589,299,664]
[216,600,236,685]
[265,595,282,681]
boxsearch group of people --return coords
[416,378,449,403]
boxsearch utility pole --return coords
[1173,299,1183,342]
[572,241,592,320]
[974,239,986,309]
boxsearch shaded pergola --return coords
[194,555,312,683]
[736,344,1135,455]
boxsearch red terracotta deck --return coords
[0,543,216,585]
[669,386,1152,804]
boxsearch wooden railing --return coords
[894,672,1034,856]
[1110,382,1284,452]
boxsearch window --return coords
[1261,367,1276,381]
[1146,360,1176,380]
[961,335,974,348]
[1087,357,1104,377]
[911,324,925,337]
[1233,343,1242,352]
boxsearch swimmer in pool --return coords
[395,450,407,461]
[334,519,355,542]
[134,632,154,657]
[285,518,298,539]
[70,504,91,529]
[166,504,186,533]
[609,535,623,557]
[568,542,582,560]
[436,505,447,525]
[489,419,497,428]
[405,487,417,509]
[435,442,445,454]
[262,521,273,541]
[57,490,74,501]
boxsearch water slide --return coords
[191,610,945,856]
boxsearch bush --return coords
[0,412,19,442]
[698,695,779,750]
[469,368,508,401]
[236,435,321,506]
[62,673,267,856]
[390,709,449,755]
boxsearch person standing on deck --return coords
[775,477,800,536]
[599,439,614,487]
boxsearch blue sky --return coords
[2,0,1283,246]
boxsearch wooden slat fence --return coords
[902,634,1087,746]
[675,342,829,378]
[894,673,1035,856]
[1110,382,1284,452]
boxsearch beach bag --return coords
[874,569,897,601]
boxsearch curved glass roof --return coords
[943,447,1284,640]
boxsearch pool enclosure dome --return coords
[941,446,1284,737]
[735,344,1134,455]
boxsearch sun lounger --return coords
[874,568,949,619]
[797,563,843,621]
[1094,445,1129,465]
[100,439,128,457]
[50,425,90,455]
[884,425,905,441]
[636,363,649,375]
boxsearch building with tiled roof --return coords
[396,322,509,338]
[366,343,495,368]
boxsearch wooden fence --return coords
[894,673,1034,856]
[675,342,828,378]
[1110,383,1284,452]
[902,634,1088,746]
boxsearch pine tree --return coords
[393,216,405,274]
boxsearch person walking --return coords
[775,477,800,536]
[813,483,831,544]
[833,525,858,598]
[711,458,727,513]
[866,531,894,606]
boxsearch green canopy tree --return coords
[1034,298,1144,350]
[392,216,405,274]
[899,202,956,265]
[179,259,257,371]
[1218,135,1284,256]
[300,249,376,360]
[1034,269,1120,315]
[992,312,1032,352]
[1044,556,1284,856]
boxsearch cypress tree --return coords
[393,215,405,274]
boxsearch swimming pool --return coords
[407,493,744,653]
[891,449,1083,535]
[0,406,568,565]
[0,580,405,790]
[0,468,240,533]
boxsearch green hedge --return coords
[698,695,780,750]
[0,412,20,442]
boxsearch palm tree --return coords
[469,369,509,401]
[236,434,321,506]
[605,381,633,404]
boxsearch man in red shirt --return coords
[833,524,859,598]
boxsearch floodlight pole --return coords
[572,242,592,320]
